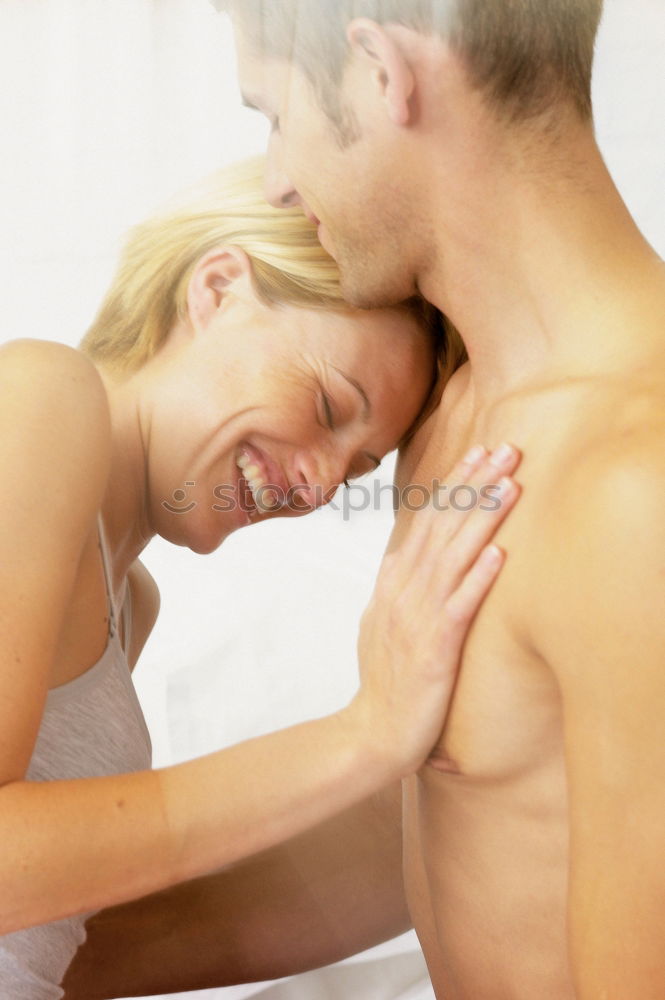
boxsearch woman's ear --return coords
[186,245,253,333]
[346,18,416,127]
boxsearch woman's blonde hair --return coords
[80,157,345,374]
[79,156,467,419]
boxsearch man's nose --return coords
[264,133,299,208]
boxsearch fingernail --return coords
[489,443,515,467]
[496,476,514,495]
[463,444,486,465]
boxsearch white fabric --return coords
[0,1,663,998]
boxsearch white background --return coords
[0,1,664,998]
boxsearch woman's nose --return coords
[290,451,345,510]
[264,134,299,209]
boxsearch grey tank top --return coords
[0,513,152,998]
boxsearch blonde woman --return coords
[0,157,520,998]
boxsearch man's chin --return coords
[338,270,410,312]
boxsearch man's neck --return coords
[418,125,665,410]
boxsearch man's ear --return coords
[187,246,254,332]
[346,18,415,127]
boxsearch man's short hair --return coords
[220,0,604,126]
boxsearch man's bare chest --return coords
[396,396,575,997]
[394,388,570,781]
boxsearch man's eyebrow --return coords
[330,365,371,422]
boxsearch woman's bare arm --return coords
[0,338,520,936]
[64,783,408,998]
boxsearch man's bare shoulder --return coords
[531,386,665,680]
[553,377,665,513]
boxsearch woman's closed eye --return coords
[316,389,380,487]
[317,391,346,485]
[321,392,336,431]
[318,385,354,436]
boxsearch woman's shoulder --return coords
[0,337,105,386]
[0,338,110,422]
[0,338,112,510]
[0,342,114,785]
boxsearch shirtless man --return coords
[64,2,665,997]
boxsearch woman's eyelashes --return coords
[322,392,335,431]
[314,393,348,489]
[345,458,381,484]
[316,383,381,489]
[314,386,381,487]
[319,385,355,432]
[315,384,337,432]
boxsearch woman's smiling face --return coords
[143,253,436,553]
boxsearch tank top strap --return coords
[97,512,120,639]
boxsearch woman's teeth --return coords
[237,455,279,510]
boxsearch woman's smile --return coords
[151,281,439,549]
[236,442,290,513]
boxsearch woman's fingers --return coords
[436,543,506,638]
[389,474,519,672]
[437,442,521,539]
[391,443,492,567]
[422,469,521,598]
[351,441,523,776]
[421,543,506,773]
[392,442,521,586]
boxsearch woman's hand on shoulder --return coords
[343,443,522,780]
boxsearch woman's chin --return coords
[185,500,316,553]
[184,512,250,554]
[187,532,226,555]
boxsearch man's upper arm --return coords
[534,443,665,998]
